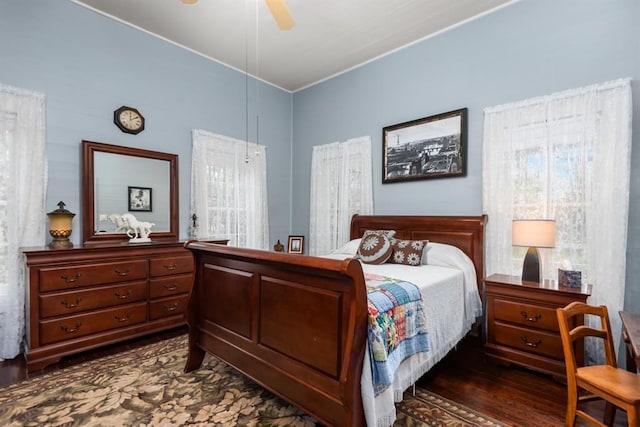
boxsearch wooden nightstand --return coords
[483,273,592,378]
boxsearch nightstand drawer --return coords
[493,322,564,360]
[493,299,558,332]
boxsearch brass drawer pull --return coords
[521,311,542,322]
[61,297,82,309]
[520,335,542,347]
[60,273,82,283]
[114,312,132,322]
[61,322,82,333]
[163,283,178,291]
[163,303,179,312]
[163,262,178,271]
[114,268,131,277]
[115,289,132,299]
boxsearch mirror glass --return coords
[82,140,179,244]
[94,152,170,232]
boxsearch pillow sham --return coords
[356,230,395,264]
[387,238,429,266]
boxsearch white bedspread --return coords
[324,241,482,427]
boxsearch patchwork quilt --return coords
[365,273,430,396]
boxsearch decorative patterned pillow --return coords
[388,238,429,266]
[356,230,395,264]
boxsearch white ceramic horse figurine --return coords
[108,214,129,233]
[121,213,155,242]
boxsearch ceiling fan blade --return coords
[265,0,295,31]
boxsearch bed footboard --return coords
[184,242,368,427]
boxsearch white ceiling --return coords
[72,0,515,92]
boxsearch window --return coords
[0,84,46,360]
[309,136,373,255]
[483,78,632,363]
[191,130,269,249]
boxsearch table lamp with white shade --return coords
[512,219,556,283]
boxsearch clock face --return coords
[119,109,141,130]
[114,106,145,134]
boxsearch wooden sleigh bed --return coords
[183,214,486,426]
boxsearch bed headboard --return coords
[350,214,487,282]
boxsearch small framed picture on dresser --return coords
[287,235,304,254]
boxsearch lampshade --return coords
[512,220,556,248]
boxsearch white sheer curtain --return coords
[309,136,373,255]
[191,129,269,249]
[483,78,632,363]
[0,84,47,360]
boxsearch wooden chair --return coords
[556,302,640,426]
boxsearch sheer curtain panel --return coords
[309,136,373,255]
[191,129,269,249]
[483,78,632,363]
[0,84,47,360]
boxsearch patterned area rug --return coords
[0,335,509,426]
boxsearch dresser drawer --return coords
[493,322,564,360]
[149,255,194,277]
[39,281,147,318]
[39,260,148,292]
[492,298,558,332]
[149,274,192,299]
[149,295,189,320]
[39,302,147,345]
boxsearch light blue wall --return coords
[0,0,293,245]
[292,0,640,311]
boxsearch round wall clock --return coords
[114,106,145,134]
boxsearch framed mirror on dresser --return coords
[81,140,179,244]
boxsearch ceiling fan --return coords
[180,0,295,31]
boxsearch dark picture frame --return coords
[287,235,304,254]
[382,108,468,183]
[128,186,152,212]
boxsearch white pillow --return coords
[331,238,362,256]
[426,242,471,268]
[421,244,431,264]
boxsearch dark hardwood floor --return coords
[0,329,629,426]
[417,335,628,427]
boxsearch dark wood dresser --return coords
[23,240,225,372]
[484,273,592,378]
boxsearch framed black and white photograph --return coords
[382,108,467,183]
[128,186,152,212]
[287,235,304,254]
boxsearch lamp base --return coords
[521,247,540,283]
[48,238,73,249]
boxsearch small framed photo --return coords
[383,108,467,183]
[287,235,304,254]
[128,186,152,212]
